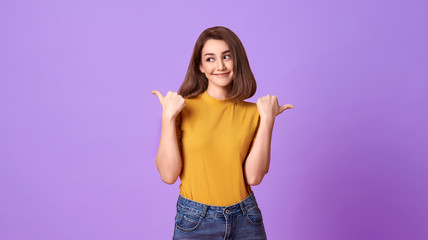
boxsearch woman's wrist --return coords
[162,111,177,122]
[260,115,275,124]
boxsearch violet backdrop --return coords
[1,0,427,239]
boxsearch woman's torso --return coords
[177,90,260,206]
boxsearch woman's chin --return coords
[208,79,233,88]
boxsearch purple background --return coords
[1,0,427,239]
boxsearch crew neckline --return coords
[201,90,234,106]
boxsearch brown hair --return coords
[178,26,257,102]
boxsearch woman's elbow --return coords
[160,172,179,184]
[247,176,263,186]
[247,171,268,186]
[247,179,262,186]
[155,159,181,184]
[161,176,178,185]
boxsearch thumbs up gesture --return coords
[152,90,186,119]
[256,94,294,120]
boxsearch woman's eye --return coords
[206,58,214,62]
[224,55,231,59]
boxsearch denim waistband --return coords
[176,192,259,217]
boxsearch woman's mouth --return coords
[214,72,230,77]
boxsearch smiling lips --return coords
[214,72,230,76]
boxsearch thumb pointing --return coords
[151,90,164,103]
[278,104,294,114]
[282,104,294,110]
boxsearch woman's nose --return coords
[217,60,226,70]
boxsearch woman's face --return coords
[199,39,234,91]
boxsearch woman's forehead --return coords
[202,39,229,54]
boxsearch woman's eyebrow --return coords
[204,50,230,56]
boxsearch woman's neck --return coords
[206,86,231,100]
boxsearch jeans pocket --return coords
[245,205,264,225]
[175,207,204,232]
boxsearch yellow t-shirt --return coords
[176,90,260,206]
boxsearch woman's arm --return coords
[244,117,275,185]
[244,94,294,186]
[152,90,185,184]
[155,113,182,184]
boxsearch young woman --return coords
[152,26,294,239]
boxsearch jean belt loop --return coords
[239,202,246,215]
[202,204,208,217]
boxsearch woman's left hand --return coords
[256,94,294,120]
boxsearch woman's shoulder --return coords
[238,99,257,108]
[236,100,259,115]
[182,94,203,105]
[239,99,256,106]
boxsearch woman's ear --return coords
[199,64,204,74]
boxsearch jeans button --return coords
[225,209,230,214]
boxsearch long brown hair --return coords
[178,26,257,102]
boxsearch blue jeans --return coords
[173,192,267,240]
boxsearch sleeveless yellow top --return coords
[176,90,260,206]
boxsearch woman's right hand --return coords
[152,90,186,119]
